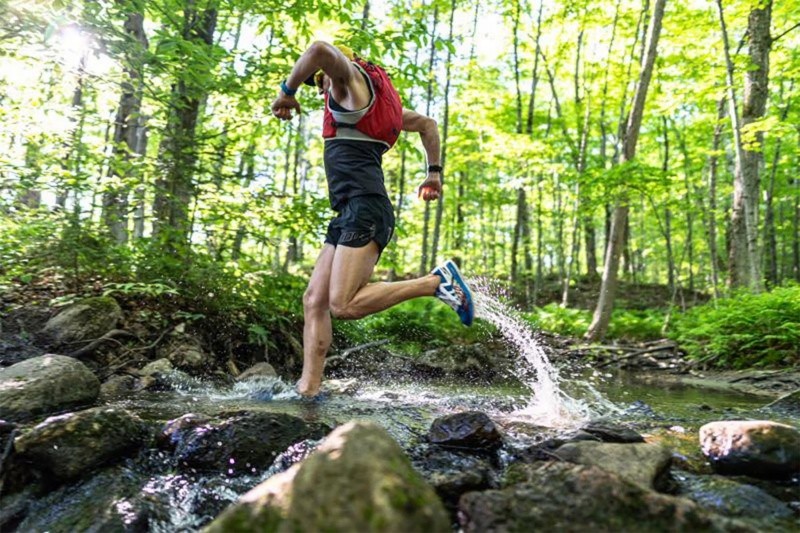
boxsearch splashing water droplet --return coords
[470,278,598,427]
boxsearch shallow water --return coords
[16,280,799,531]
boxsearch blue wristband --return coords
[280,80,297,97]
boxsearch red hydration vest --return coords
[322,58,403,149]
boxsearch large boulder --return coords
[172,411,330,473]
[0,355,100,421]
[13,407,148,483]
[460,462,748,532]
[206,421,450,533]
[699,420,800,479]
[429,411,503,451]
[554,441,673,490]
[42,296,122,345]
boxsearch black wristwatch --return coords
[427,164,443,173]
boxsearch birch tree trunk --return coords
[586,0,666,341]
[718,0,771,290]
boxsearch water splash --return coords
[470,278,600,427]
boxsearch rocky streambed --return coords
[0,295,799,531]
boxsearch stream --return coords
[15,367,794,532]
[4,286,799,531]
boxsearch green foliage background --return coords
[1,0,799,369]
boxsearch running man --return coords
[271,41,473,397]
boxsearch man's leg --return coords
[297,244,336,396]
[328,242,440,320]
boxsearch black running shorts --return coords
[324,194,395,256]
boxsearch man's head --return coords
[304,43,356,93]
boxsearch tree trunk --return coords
[718,0,771,290]
[526,0,544,135]
[764,80,791,288]
[662,116,675,293]
[706,97,726,299]
[419,4,439,275]
[152,1,217,255]
[430,0,455,270]
[677,122,695,295]
[586,0,666,341]
[592,0,622,280]
[511,0,522,134]
[103,10,149,244]
[534,173,544,305]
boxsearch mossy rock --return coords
[206,421,450,533]
[14,406,149,483]
[42,297,122,344]
[461,462,749,532]
[0,355,100,422]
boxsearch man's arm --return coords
[271,42,367,121]
[402,109,442,201]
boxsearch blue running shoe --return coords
[431,259,475,326]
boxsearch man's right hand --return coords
[417,174,442,202]
[271,93,301,121]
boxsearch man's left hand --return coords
[417,175,442,202]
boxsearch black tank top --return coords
[323,139,388,211]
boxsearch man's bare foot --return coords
[296,379,321,397]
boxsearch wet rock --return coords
[14,465,170,532]
[554,441,673,490]
[411,446,493,513]
[137,369,196,392]
[0,488,35,530]
[236,362,277,381]
[13,407,148,483]
[174,411,330,473]
[0,418,15,443]
[157,413,210,450]
[700,420,800,479]
[139,358,174,376]
[414,342,513,382]
[206,421,450,533]
[0,355,100,422]
[157,333,210,371]
[429,411,503,451]
[321,378,360,396]
[459,462,750,532]
[580,421,645,443]
[511,431,600,464]
[234,376,295,401]
[99,374,136,400]
[765,389,800,415]
[675,471,794,521]
[42,296,122,345]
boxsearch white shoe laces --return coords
[436,269,466,310]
